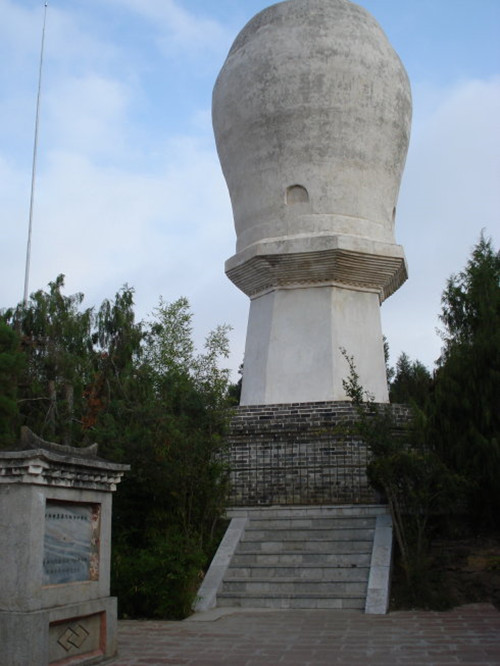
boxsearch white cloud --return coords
[382,76,500,369]
[5,129,246,374]
[0,1,43,59]
[43,75,132,159]
[106,0,230,58]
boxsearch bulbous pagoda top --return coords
[213,0,412,261]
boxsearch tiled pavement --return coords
[112,603,500,666]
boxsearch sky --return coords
[0,0,499,379]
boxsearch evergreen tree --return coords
[390,352,433,409]
[0,322,24,446]
[431,233,500,526]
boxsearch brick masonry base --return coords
[225,401,410,506]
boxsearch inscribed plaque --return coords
[43,501,100,585]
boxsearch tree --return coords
[430,233,500,526]
[439,233,499,359]
[83,285,144,458]
[390,352,433,409]
[383,335,395,386]
[1,279,233,618]
[2,275,94,446]
[103,297,232,618]
[341,349,463,607]
[0,322,24,446]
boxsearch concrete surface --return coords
[365,512,393,615]
[214,0,411,253]
[194,517,247,612]
[112,603,500,665]
[196,505,391,613]
[240,284,389,404]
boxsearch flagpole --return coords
[23,2,48,307]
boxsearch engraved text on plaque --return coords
[43,501,100,585]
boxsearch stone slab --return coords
[365,512,393,614]
[0,484,113,611]
[194,517,247,612]
[0,597,117,666]
[43,500,100,585]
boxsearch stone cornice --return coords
[226,231,408,302]
[0,448,129,492]
[226,245,407,301]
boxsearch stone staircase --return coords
[195,505,393,614]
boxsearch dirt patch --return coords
[390,533,500,610]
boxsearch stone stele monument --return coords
[214,0,411,406]
[0,428,128,666]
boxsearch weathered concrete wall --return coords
[214,0,412,254]
[241,284,388,404]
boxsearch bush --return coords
[341,349,464,607]
[112,531,206,619]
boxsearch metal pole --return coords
[23,2,48,307]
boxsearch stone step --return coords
[216,592,366,610]
[225,565,370,581]
[194,505,393,615]
[227,505,387,520]
[221,579,367,596]
[246,516,376,529]
[231,551,372,567]
[237,539,374,553]
[242,527,375,541]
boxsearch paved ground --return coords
[112,603,500,666]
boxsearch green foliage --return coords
[1,277,233,618]
[112,531,206,620]
[342,233,499,605]
[341,348,463,607]
[439,233,499,356]
[2,275,94,445]
[383,335,394,386]
[431,233,500,527]
[144,296,194,376]
[0,322,24,446]
[96,296,232,617]
[340,348,367,404]
[227,362,243,405]
[389,352,433,409]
